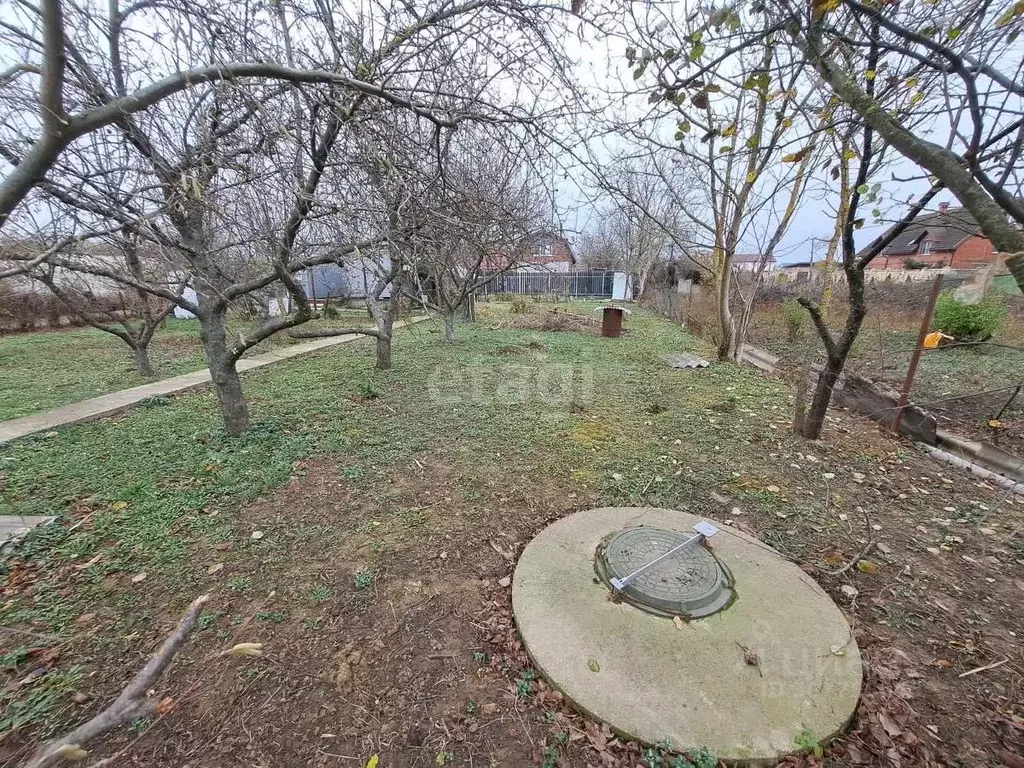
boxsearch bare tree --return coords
[1,0,580,434]
[590,22,822,361]
[588,158,685,301]
[795,98,943,439]
[405,130,551,342]
[0,0,470,236]
[30,234,183,375]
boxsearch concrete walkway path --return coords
[0,316,428,444]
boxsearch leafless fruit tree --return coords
[31,234,184,375]
[583,157,687,301]
[0,0,580,434]
[402,128,553,342]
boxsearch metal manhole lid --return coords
[597,526,735,618]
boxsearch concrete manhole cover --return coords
[596,526,734,618]
[512,507,862,763]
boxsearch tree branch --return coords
[26,595,210,768]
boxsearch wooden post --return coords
[891,274,943,434]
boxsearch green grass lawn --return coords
[0,313,373,421]
[0,302,1019,766]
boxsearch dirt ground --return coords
[1,306,1022,767]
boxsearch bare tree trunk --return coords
[375,333,392,369]
[716,261,737,361]
[735,293,756,361]
[636,261,653,302]
[800,273,869,440]
[367,302,395,370]
[1008,252,1024,293]
[198,303,251,436]
[442,310,456,343]
[131,343,153,376]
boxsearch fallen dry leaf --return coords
[54,744,88,761]
[73,554,102,571]
[878,711,902,738]
[131,572,148,584]
[224,642,263,657]
[206,563,224,575]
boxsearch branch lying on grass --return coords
[814,506,874,578]
[25,595,210,768]
[287,326,381,339]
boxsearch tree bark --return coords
[801,281,869,440]
[442,311,456,343]
[131,343,153,376]
[716,255,738,361]
[367,298,394,370]
[198,303,251,436]
[375,333,392,370]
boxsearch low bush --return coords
[509,295,530,314]
[933,291,1007,342]
[780,298,806,342]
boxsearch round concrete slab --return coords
[512,507,862,764]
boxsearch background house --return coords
[864,203,997,270]
[489,233,575,273]
[733,253,775,272]
[301,256,392,303]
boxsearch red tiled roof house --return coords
[864,203,997,270]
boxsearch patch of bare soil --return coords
[8,457,605,767]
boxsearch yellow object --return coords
[923,331,953,349]
[366,756,379,768]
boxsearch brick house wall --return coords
[526,236,573,265]
[869,253,948,269]
[869,236,995,270]
[949,235,995,268]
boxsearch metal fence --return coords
[477,269,615,298]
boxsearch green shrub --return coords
[510,295,529,314]
[933,291,1006,342]
[779,299,806,342]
